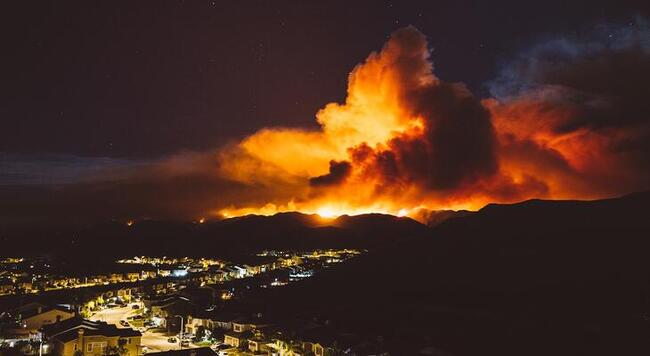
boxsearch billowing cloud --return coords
[485,17,650,199]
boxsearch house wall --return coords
[232,323,250,333]
[224,335,240,347]
[59,340,79,356]
[185,318,214,334]
[56,335,140,356]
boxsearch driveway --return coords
[89,305,136,328]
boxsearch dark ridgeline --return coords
[216,192,650,356]
[0,212,429,260]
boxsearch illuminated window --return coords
[87,342,107,353]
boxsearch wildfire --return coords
[315,207,337,219]
[210,26,649,222]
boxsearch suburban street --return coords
[89,305,192,353]
[141,332,180,353]
[89,305,135,328]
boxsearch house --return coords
[125,272,140,282]
[116,287,134,301]
[222,315,274,350]
[229,255,278,276]
[211,269,227,282]
[184,314,214,335]
[141,270,157,279]
[208,312,241,330]
[146,295,196,329]
[0,282,15,295]
[231,318,251,333]
[267,338,306,356]
[146,347,216,356]
[18,281,34,292]
[297,327,360,356]
[187,264,204,273]
[149,282,176,295]
[41,317,142,356]
[223,329,253,348]
[13,304,75,336]
[232,266,247,278]
[183,308,243,334]
[246,330,271,354]
[93,275,109,284]
[221,267,240,279]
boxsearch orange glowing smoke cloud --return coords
[215,26,650,220]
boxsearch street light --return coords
[173,315,184,350]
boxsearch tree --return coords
[107,338,129,356]
[194,326,206,342]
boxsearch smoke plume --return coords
[2,22,649,226]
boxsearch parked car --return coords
[218,349,233,356]
[131,304,140,309]
[119,320,129,327]
[180,340,190,347]
[211,344,226,352]
[167,337,177,343]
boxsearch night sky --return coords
[1,1,649,227]
[2,0,646,158]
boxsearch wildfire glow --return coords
[210,26,649,223]
[315,207,337,219]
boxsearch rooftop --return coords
[146,347,216,356]
[42,317,141,343]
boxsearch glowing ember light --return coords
[315,207,338,219]
[126,220,134,227]
[198,218,205,224]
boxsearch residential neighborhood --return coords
[0,250,377,355]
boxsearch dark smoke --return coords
[310,160,352,186]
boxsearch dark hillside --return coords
[240,192,650,355]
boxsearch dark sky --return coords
[2,0,647,158]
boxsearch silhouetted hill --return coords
[1,212,428,260]
[237,192,650,356]
[413,208,474,226]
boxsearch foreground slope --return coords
[247,192,650,355]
